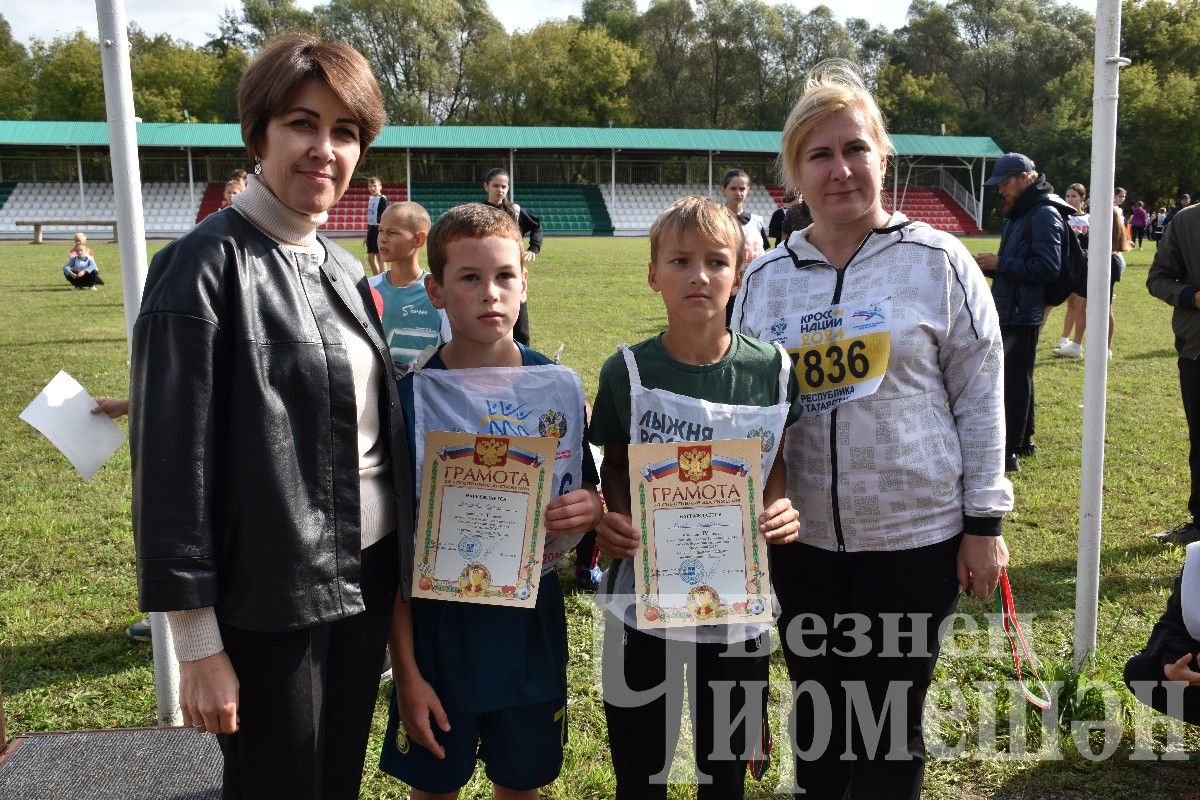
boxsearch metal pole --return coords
[186,147,195,217]
[406,148,411,201]
[707,151,713,198]
[610,148,616,220]
[978,158,986,230]
[96,0,175,724]
[1074,0,1128,669]
[509,148,515,201]
[76,147,86,215]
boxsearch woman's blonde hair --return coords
[778,59,892,189]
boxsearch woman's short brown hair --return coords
[779,59,892,190]
[237,33,385,166]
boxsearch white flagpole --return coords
[1074,0,1129,668]
[95,0,179,725]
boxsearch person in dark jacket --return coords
[975,153,1067,473]
[1165,192,1192,229]
[482,166,542,346]
[130,33,413,799]
[1124,542,1200,725]
[1147,203,1200,546]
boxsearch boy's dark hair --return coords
[782,202,812,239]
[427,203,523,281]
[649,196,745,269]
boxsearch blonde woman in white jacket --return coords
[731,60,1013,799]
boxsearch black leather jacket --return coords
[130,209,414,631]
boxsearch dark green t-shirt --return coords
[589,332,802,447]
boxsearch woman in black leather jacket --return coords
[130,33,413,799]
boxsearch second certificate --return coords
[413,430,558,608]
[627,437,772,629]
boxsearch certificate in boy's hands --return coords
[628,438,772,629]
[413,431,558,608]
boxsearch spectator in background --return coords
[63,233,103,290]
[221,180,242,207]
[1154,207,1169,242]
[364,176,388,276]
[1147,201,1200,546]
[481,166,542,345]
[1166,193,1193,229]
[1050,182,1089,352]
[1131,200,1149,249]
[1055,207,1130,359]
[1114,186,1127,226]
[975,153,1070,472]
[89,399,150,643]
[768,188,798,247]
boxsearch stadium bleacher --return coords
[601,184,779,236]
[0,179,981,240]
[410,182,612,236]
[0,182,203,237]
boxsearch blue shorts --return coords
[379,692,567,793]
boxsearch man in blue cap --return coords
[975,153,1071,472]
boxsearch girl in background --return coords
[482,167,542,345]
[1051,182,1089,354]
[720,168,770,262]
[1055,206,1130,359]
[720,168,770,324]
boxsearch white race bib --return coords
[769,298,891,415]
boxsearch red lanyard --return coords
[995,567,1051,709]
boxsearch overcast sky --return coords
[6,0,1097,48]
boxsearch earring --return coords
[253,160,262,175]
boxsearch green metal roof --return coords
[0,120,1002,158]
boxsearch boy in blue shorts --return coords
[380,203,603,799]
[367,201,450,373]
[591,196,802,798]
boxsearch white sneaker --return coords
[1053,341,1082,358]
[1108,349,1113,361]
[1057,336,1070,349]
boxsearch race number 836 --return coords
[788,332,889,394]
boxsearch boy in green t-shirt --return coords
[590,196,802,798]
[367,201,449,373]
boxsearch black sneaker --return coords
[1004,454,1020,473]
[1016,442,1036,457]
[1153,522,1200,546]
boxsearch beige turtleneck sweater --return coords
[167,176,395,661]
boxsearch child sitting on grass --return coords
[380,203,603,800]
[63,232,103,290]
[590,196,802,799]
[367,201,449,373]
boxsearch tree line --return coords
[0,0,1196,208]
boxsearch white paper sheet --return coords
[19,371,126,481]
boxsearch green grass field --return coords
[2,235,1199,797]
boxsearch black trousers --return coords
[217,534,398,800]
[65,270,100,288]
[772,536,961,800]
[515,301,530,346]
[602,617,770,800]
[1124,652,1200,725]
[1179,358,1200,527]
[1001,325,1040,454]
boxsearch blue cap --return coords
[984,153,1035,186]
